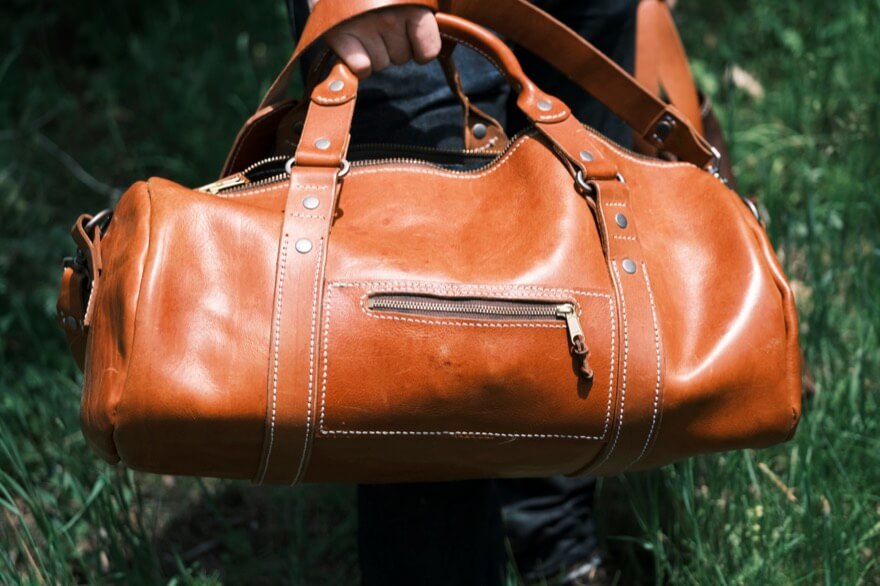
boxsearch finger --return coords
[326,31,372,78]
[356,29,392,72]
[376,10,413,65]
[405,9,441,64]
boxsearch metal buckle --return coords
[284,156,351,179]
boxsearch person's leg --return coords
[357,481,507,586]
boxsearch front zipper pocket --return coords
[318,281,617,443]
[368,295,594,381]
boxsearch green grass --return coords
[1,0,878,584]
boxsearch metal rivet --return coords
[622,258,637,274]
[472,123,487,139]
[64,316,78,330]
[314,138,331,150]
[295,238,313,254]
[328,79,344,92]
[616,172,626,184]
[579,150,594,162]
[302,196,320,210]
[537,99,552,112]
[615,213,628,229]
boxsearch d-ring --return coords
[84,209,113,235]
[575,170,596,196]
[284,156,296,175]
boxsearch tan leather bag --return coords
[57,0,801,485]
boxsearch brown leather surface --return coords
[62,9,801,483]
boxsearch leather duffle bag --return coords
[56,0,802,485]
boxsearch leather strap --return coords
[253,64,357,485]
[635,0,703,133]
[238,0,714,168]
[584,178,665,474]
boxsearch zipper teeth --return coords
[219,172,289,194]
[207,121,690,196]
[241,154,291,176]
[369,298,566,318]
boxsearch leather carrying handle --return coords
[250,0,715,167]
[297,14,622,183]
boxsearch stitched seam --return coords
[634,261,662,464]
[613,235,638,241]
[257,234,289,484]
[439,34,504,80]
[349,135,532,179]
[319,281,614,440]
[318,284,332,434]
[469,136,501,152]
[602,295,615,438]
[536,109,568,122]
[315,94,354,105]
[582,126,696,170]
[603,202,628,207]
[291,237,325,485]
[331,280,610,299]
[291,213,327,220]
[216,182,330,200]
[321,429,602,439]
[595,262,628,467]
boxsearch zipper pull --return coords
[556,303,594,381]
[197,174,248,194]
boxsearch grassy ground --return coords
[1,0,878,584]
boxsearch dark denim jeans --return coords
[289,1,637,583]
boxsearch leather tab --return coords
[253,82,357,486]
[584,179,665,474]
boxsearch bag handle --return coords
[294,13,623,185]
[247,0,715,168]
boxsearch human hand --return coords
[309,1,441,78]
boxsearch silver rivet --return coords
[302,196,320,210]
[315,138,331,150]
[616,172,626,184]
[615,213,628,228]
[295,238,313,254]
[472,123,487,139]
[64,316,78,330]
[328,79,344,92]
[622,258,637,274]
[537,99,552,112]
[579,150,594,162]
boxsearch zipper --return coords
[197,122,690,196]
[367,294,594,381]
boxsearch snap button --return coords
[295,239,313,254]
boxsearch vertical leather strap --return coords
[253,66,357,485]
[585,179,665,474]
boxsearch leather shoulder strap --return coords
[635,0,702,133]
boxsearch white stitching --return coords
[258,234,289,483]
[536,109,569,122]
[314,93,354,105]
[319,281,615,440]
[595,262,629,467]
[215,182,330,200]
[349,135,532,179]
[439,33,505,81]
[602,201,628,207]
[613,235,638,241]
[318,284,332,434]
[331,280,610,299]
[634,261,662,464]
[291,213,327,220]
[291,237,325,485]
